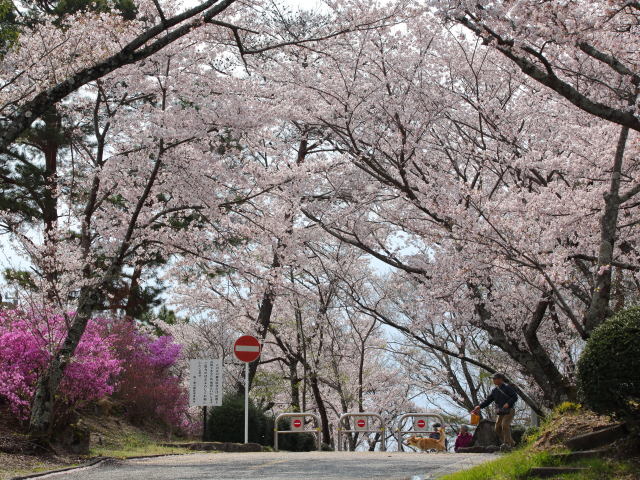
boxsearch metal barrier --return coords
[274,412,322,451]
[395,412,445,451]
[337,412,386,452]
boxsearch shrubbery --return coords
[0,308,190,431]
[205,393,273,445]
[109,321,189,430]
[0,309,120,420]
[205,393,316,450]
[577,306,640,418]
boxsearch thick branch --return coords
[455,15,640,132]
[1,0,236,152]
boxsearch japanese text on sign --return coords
[189,359,223,407]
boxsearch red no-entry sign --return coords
[357,419,366,428]
[416,419,426,428]
[290,415,304,431]
[234,335,261,363]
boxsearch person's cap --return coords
[492,372,506,380]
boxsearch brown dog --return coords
[405,427,447,452]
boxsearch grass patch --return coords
[439,448,640,480]
[0,452,78,480]
[439,449,556,480]
[528,457,639,480]
[88,429,192,458]
[0,413,197,480]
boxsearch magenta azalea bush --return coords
[0,309,190,431]
[0,309,120,420]
[109,322,190,429]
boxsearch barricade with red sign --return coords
[274,412,322,451]
[337,412,386,451]
[395,413,446,452]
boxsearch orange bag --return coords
[470,413,480,425]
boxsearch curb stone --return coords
[9,452,200,480]
[10,457,109,480]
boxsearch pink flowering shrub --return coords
[0,309,121,421]
[109,322,190,430]
[0,309,190,432]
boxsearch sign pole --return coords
[202,406,207,441]
[244,362,249,444]
[233,335,261,445]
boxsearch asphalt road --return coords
[40,451,495,480]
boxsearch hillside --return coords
[0,405,193,480]
[442,406,640,480]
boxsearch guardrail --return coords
[336,412,386,452]
[274,412,322,451]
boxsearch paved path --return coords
[41,451,495,480]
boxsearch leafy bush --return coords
[205,393,273,445]
[577,306,640,418]
[0,309,190,433]
[109,321,189,431]
[0,309,121,420]
[522,426,540,445]
[205,395,317,450]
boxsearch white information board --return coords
[189,359,223,407]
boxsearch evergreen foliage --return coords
[577,306,640,419]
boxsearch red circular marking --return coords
[233,335,261,363]
[357,419,366,428]
[417,419,426,428]
[293,419,302,428]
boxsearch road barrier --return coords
[274,412,322,451]
[272,411,446,452]
[395,413,445,451]
[337,412,386,452]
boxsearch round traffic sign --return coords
[234,335,261,363]
[293,419,302,428]
[416,419,426,428]
[356,419,366,428]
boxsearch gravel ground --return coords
[33,451,495,480]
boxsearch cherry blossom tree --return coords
[0,0,407,438]
[4,0,637,440]
[436,0,640,333]
[269,15,639,410]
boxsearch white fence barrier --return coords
[274,412,322,451]
[336,412,386,452]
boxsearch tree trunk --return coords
[584,126,629,334]
[246,286,275,391]
[29,286,103,436]
[289,360,301,411]
[309,374,331,446]
[470,283,575,407]
[123,264,144,319]
[30,143,165,438]
[39,107,62,302]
